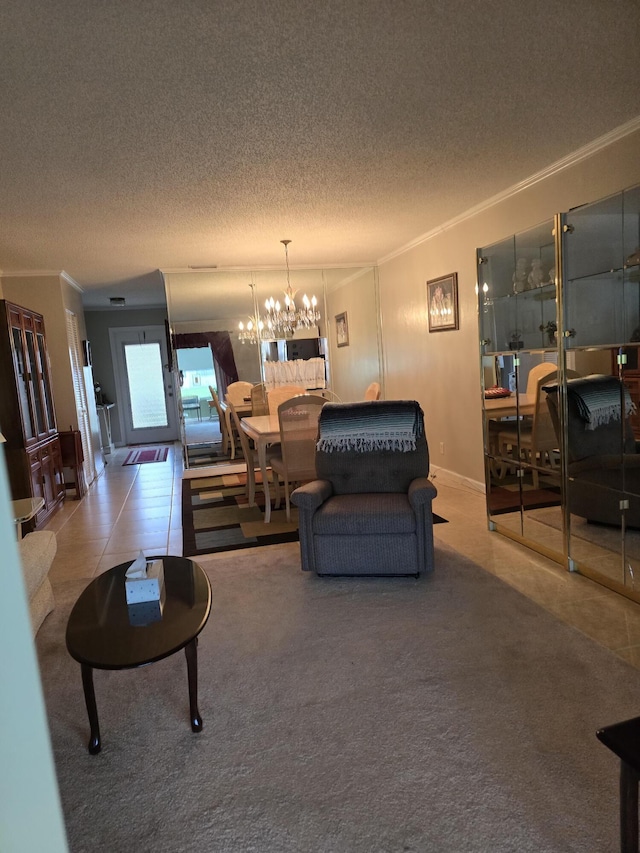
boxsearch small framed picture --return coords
[335,312,349,347]
[427,273,459,332]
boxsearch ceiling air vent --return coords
[110,297,126,307]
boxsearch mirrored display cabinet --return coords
[478,183,640,603]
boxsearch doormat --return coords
[182,474,447,557]
[122,446,170,466]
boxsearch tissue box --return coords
[125,559,165,604]
[127,588,166,626]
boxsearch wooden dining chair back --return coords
[209,386,230,455]
[228,400,278,507]
[270,395,326,521]
[226,381,253,406]
[250,382,269,416]
[498,368,580,487]
[364,382,381,400]
[525,362,558,397]
[267,385,306,415]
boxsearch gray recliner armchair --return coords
[290,400,437,577]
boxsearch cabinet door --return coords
[49,437,66,503]
[40,439,64,508]
[34,315,57,436]
[28,447,45,505]
[8,308,37,443]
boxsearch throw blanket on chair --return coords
[317,400,424,452]
[565,374,635,430]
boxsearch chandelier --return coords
[262,240,321,338]
[237,283,268,344]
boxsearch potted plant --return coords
[508,330,524,350]
[539,321,557,346]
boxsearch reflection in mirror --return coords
[165,271,258,468]
[164,265,382,470]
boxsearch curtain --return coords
[171,331,239,398]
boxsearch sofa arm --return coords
[290,480,332,573]
[19,530,57,601]
[291,479,333,511]
[408,477,438,511]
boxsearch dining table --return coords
[483,392,535,423]
[484,392,536,480]
[240,414,281,523]
[220,399,252,459]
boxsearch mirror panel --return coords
[165,265,381,467]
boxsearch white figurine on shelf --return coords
[528,259,545,289]
[547,267,556,285]
[512,258,528,293]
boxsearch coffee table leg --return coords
[81,664,101,755]
[620,761,639,853]
[185,638,202,732]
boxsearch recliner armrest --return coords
[291,479,333,511]
[408,477,438,510]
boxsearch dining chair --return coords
[209,386,230,455]
[269,395,326,521]
[250,382,269,416]
[228,401,279,508]
[267,385,306,415]
[321,388,342,402]
[226,381,254,406]
[496,368,580,488]
[364,382,381,401]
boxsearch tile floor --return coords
[44,443,640,668]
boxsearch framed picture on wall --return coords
[427,272,459,332]
[335,312,349,347]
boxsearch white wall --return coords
[326,268,380,403]
[377,128,640,488]
[0,449,69,852]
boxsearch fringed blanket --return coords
[317,401,424,452]
[566,374,635,430]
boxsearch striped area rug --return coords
[182,472,299,556]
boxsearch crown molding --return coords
[377,115,640,266]
[0,268,84,292]
[60,271,84,293]
[161,261,375,275]
[0,269,64,278]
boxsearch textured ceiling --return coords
[1,0,639,308]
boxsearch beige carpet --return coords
[37,542,640,852]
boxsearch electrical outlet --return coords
[439,442,445,454]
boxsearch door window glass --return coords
[124,343,168,429]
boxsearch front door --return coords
[110,326,179,445]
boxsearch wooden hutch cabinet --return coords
[0,300,65,528]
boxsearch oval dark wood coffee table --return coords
[66,556,211,754]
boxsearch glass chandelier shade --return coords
[236,241,322,342]
[238,283,268,344]
[263,240,321,338]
